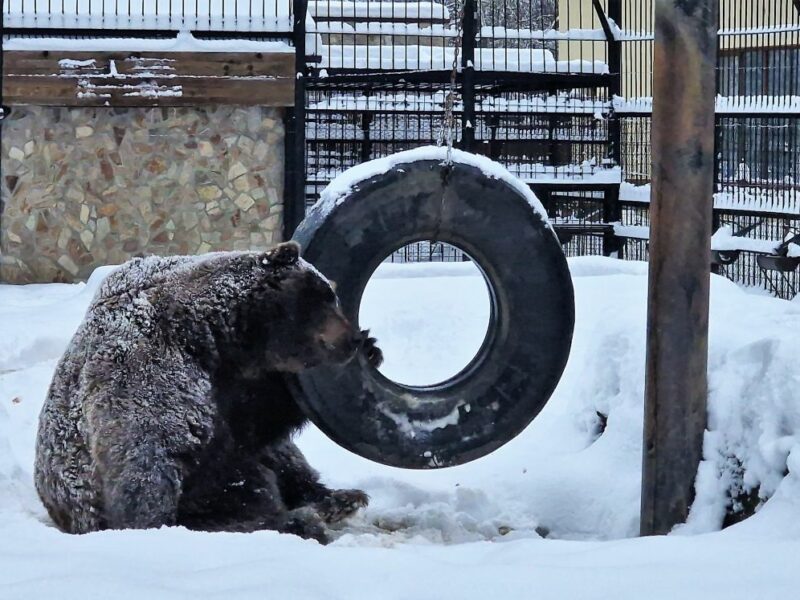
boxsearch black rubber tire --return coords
[290,158,574,468]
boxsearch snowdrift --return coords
[1,257,799,599]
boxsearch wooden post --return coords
[641,0,718,536]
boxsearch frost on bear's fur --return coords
[34,242,381,543]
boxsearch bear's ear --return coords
[264,241,301,267]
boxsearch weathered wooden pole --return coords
[641,0,718,536]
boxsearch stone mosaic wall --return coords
[1,105,285,283]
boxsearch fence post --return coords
[602,186,622,257]
[360,112,373,163]
[641,0,718,536]
[460,0,476,152]
[284,0,308,240]
[607,0,622,167]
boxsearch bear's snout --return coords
[317,314,362,364]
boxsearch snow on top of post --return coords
[313,146,550,224]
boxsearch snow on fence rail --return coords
[613,95,800,115]
[2,31,294,52]
[621,182,800,216]
[309,162,621,187]
[308,1,448,20]
[309,22,459,37]
[613,223,787,255]
[477,26,608,41]
[610,23,800,42]
[307,92,608,115]
[314,45,609,73]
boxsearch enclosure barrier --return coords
[1,1,799,297]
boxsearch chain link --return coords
[437,0,464,164]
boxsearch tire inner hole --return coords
[358,241,492,387]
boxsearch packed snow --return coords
[2,256,800,598]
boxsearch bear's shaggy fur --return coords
[34,242,381,543]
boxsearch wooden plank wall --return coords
[2,51,295,107]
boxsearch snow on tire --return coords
[290,148,575,468]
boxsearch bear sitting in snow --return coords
[35,242,381,543]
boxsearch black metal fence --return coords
[2,1,294,34]
[2,1,800,297]
[299,0,800,298]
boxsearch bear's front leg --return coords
[179,455,330,543]
[260,438,369,524]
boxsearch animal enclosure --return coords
[1,0,799,295]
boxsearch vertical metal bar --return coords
[282,106,297,243]
[0,0,5,122]
[602,185,622,257]
[360,111,372,163]
[284,0,308,240]
[607,0,622,168]
[604,0,624,264]
[461,0,476,152]
[710,1,723,276]
[641,0,718,536]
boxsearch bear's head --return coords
[173,241,368,374]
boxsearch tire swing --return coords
[289,147,575,469]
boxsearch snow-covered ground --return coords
[2,257,800,599]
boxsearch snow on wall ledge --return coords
[3,31,294,53]
[312,146,550,225]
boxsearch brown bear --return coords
[34,242,381,543]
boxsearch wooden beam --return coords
[641,0,718,536]
[2,51,294,107]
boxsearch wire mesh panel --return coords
[387,241,469,262]
[305,0,618,74]
[476,0,607,73]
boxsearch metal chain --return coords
[437,0,464,164]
